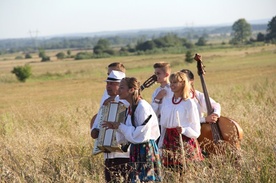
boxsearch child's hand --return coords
[176,126,182,134]
[102,121,120,129]
[205,113,219,123]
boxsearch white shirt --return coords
[151,84,173,118]
[193,90,221,123]
[116,99,160,144]
[92,94,129,159]
[99,89,109,106]
[158,98,200,148]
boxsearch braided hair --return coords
[121,77,142,126]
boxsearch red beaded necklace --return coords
[172,96,182,104]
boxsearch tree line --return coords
[2,17,276,61]
[1,17,275,54]
[9,16,276,82]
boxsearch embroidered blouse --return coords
[116,99,160,144]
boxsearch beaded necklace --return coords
[172,96,182,104]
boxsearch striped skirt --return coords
[162,128,204,166]
[129,139,162,182]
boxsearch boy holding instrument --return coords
[91,70,130,182]
[90,62,126,136]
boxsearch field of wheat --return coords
[0,45,276,182]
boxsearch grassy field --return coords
[0,45,276,182]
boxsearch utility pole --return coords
[29,30,39,51]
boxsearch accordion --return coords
[92,102,127,155]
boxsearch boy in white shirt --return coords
[91,70,130,182]
[151,62,173,143]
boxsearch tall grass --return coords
[0,45,276,182]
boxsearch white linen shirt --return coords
[194,90,221,123]
[151,84,173,118]
[158,98,200,148]
[116,99,160,144]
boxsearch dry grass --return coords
[0,45,276,182]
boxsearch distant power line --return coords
[28,30,40,50]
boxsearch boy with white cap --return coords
[91,70,130,182]
[90,63,126,132]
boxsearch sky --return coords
[0,0,275,39]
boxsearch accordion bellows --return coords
[93,102,127,155]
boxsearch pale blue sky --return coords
[0,0,275,39]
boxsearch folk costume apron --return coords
[162,128,203,167]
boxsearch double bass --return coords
[194,54,244,154]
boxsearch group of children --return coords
[91,62,221,183]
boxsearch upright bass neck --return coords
[199,74,213,115]
[194,53,222,143]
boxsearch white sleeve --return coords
[151,88,160,114]
[91,107,103,130]
[196,91,221,122]
[182,100,201,139]
[99,89,109,106]
[117,101,160,144]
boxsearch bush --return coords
[56,52,65,59]
[11,64,32,82]
[75,52,92,60]
[25,53,32,59]
[41,56,50,62]
[15,56,23,60]
[185,50,194,63]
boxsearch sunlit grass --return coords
[0,44,276,182]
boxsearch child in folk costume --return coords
[91,71,130,183]
[103,77,162,182]
[90,62,126,136]
[158,71,204,169]
[151,62,173,144]
[180,69,221,124]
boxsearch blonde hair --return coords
[169,71,190,100]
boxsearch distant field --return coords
[0,45,276,182]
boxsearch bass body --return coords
[198,116,243,154]
[194,54,244,154]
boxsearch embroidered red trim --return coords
[172,96,182,104]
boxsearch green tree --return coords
[195,37,207,46]
[67,50,71,56]
[56,52,65,59]
[38,49,50,61]
[93,39,112,55]
[136,40,156,51]
[41,56,50,62]
[25,53,32,59]
[11,64,32,82]
[256,32,265,42]
[266,16,276,43]
[230,18,252,45]
[185,50,194,63]
[38,49,46,58]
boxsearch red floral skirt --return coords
[162,128,204,166]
